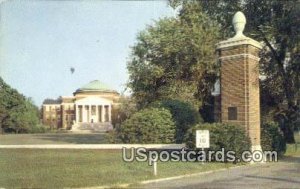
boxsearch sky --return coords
[0,0,175,106]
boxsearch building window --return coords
[228,107,237,120]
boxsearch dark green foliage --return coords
[112,96,137,127]
[0,77,41,133]
[173,0,300,143]
[261,122,286,156]
[127,4,220,108]
[117,107,176,143]
[185,123,251,161]
[151,99,203,143]
[28,124,50,134]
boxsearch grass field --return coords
[0,133,109,145]
[0,149,235,188]
[0,133,299,188]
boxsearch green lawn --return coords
[0,133,109,145]
[0,149,235,188]
[0,133,299,188]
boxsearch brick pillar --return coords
[216,11,262,151]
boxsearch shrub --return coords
[151,99,202,143]
[261,121,286,156]
[185,123,251,161]
[28,124,50,133]
[117,107,176,143]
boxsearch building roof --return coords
[75,80,117,93]
[43,98,62,105]
[61,96,75,103]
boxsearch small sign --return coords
[196,130,210,148]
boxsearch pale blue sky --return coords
[0,0,175,106]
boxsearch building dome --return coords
[75,80,117,93]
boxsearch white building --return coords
[42,80,120,132]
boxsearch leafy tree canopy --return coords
[127,4,220,108]
[170,0,300,143]
[150,99,203,143]
[0,77,39,133]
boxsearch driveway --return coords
[141,156,300,189]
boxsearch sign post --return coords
[196,130,210,164]
[153,160,157,176]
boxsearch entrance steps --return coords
[70,122,113,133]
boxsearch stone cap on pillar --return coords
[216,11,262,50]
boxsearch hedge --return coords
[117,107,176,143]
[185,123,251,162]
[261,121,286,156]
[150,99,202,143]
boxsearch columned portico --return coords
[43,80,120,131]
[75,96,113,124]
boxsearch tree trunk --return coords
[261,34,296,143]
[278,58,296,144]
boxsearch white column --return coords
[89,105,91,123]
[75,105,79,123]
[108,105,112,122]
[83,106,87,122]
[95,105,98,123]
[101,105,105,122]
[82,106,84,122]
[80,106,83,122]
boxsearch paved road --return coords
[140,156,300,189]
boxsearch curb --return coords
[76,163,264,189]
[138,163,267,186]
[140,164,247,185]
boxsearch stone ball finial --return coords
[232,11,246,38]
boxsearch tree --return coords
[117,107,176,143]
[127,4,220,109]
[171,0,300,143]
[112,96,137,126]
[151,99,202,143]
[0,77,39,133]
[261,122,286,156]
